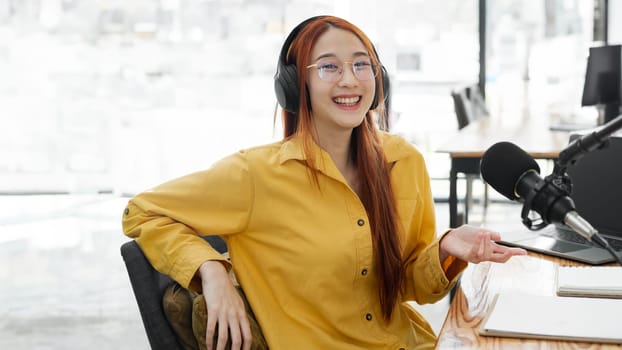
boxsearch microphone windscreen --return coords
[480,141,540,200]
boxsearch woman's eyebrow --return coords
[352,51,370,58]
[312,51,370,61]
[313,53,337,61]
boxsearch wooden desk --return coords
[437,117,569,228]
[436,252,621,349]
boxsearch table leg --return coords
[449,162,458,228]
[448,157,481,228]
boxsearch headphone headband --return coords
[277,16,327,68]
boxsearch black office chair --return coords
[450,84,490,224]
[120,235,228,350]
[451,84,489,130]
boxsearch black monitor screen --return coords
[581,45,621,107]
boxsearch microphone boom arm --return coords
[554,114,622,175]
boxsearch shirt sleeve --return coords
[122,152,253,291]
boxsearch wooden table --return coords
[436,117,569,228]
[436,251,621,349]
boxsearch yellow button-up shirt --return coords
[122,132,466,349]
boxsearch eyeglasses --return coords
[306,58,377,82]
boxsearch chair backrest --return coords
[451,84,489,129]
[121,235,228,350]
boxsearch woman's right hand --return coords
[198,260,252,350]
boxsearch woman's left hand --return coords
[439,225,527,264]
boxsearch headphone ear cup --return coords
[274,64,300,113]
[371,65,390,110]
[381,65,390,106]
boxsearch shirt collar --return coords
[278,132,412,166]
[278,136,307,164]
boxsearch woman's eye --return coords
[354,61,372,69]
[319,63,339,71]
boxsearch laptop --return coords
[493,133,622,265]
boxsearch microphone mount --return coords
[520,171,574,231]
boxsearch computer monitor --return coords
[581,45,622,124]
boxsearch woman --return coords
[122,15,526,350]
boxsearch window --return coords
[1,0,600,195]
[485,0,595,127]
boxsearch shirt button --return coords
[365,313,372,321]
[357,219,365,226]
[361,268,368,276]
[124,207,129,215]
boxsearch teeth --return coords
[334,96,360,105]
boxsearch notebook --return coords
[556,266,622,298]
[479,293,622,343]
[494,133,622,265]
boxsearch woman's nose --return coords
[338,64,358,86]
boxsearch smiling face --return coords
[306,27,376,139]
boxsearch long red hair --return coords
[280,16,403,321]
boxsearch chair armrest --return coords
[121,241,182,350]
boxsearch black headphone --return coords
[274,16,391,114]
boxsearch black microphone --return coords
[480,142,602,243]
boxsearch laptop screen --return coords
[566,134,622,236]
